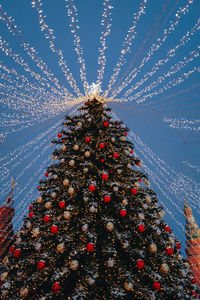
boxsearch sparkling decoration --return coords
[20,287,29,297]
[149,243,157,253]
[89,205,97,213]
[70,260,79,271]
[121,136,126,141]
[53,174,58,179]
[122,241,129,249]
[74,144,79,151]
[45,201,52,209]
[127,164,131,169]
[57,243,65,253]
[138,213,145,220]
[35,243,42,251]
[69,159,75,166]
[87,277,95,286]
[124,282,133,291]
[63,179,69,186]
[61,158,65,164]
[85,151,90,157]
[107,258,115,267]
[0,272,8,281]
[64,211,71,219]
[122,199,128,206]
[106,221,114,231]
[26,221,32,229]
[113,186,118,192]
[161,263,170,274]
[117,169,122,174]
[37,197,43,203]
[68,186,75,195]
[51,192,56,198]
[32,227,40,237]
[77,122,82,127]
[82,224,88,231]
[83,167,89,173]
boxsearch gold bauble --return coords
[20,287,29,297]
[106,222,114,231]
[37,196,43,203]
[77,122,82,127]
[122,199,128,206]
[61,158,65,164]
[69,159,75,166]
[63,179,69,186]
[64,211,71,219]
[161,263,170,274]
[0,272,8,281]
[149,243,157,253]
[45,201,52,209]
[57,243,65,253]
[68,186,75,195]
[51,192,56,198]
[121,136,126,141]
[85,151,90,157]
[32,227,40,237]
[74,145,79,151]
[62,145,66,151]
[70,260,79,270]
[158,210,165,218]
[145,195,151,204]
[124,282,133,291]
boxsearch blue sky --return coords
[0,0,200,255]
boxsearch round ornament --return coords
[124,282,133,291]
[26,221,32,229]
[120,209,127,217]
[164,226,171,233]
[145,195,151,203]
[70,260,79,270]
[37,260,45,270]
[43,215,51,223]
[106,222,114,231]
[121,136,126,141]
[68,187,75,195]
[9,246,15,253]
[153,282,161,291]
[53,174,58,179]
[176,243,181,250]
[111,137,115,142]
[134,182,140,188]
[161,263,170,274]
[57,133,62,138]
[51,225,58,234]
[35,243,42,251]
[61,158,65,164]
[122,199,128,206]
[59,201,65,209]
[52,282,61,292]
[138,213,145,220]
[142,204,148,210]
[64,211,71,219]
[113,152,119,158]
[156,228,161,236]
[37,197,43,203]
[89,206,97,213]
[20,287,29,297]
[32,227,40,237]
[99,143,105,148]
[77,122,82,127]
[136,259,145,269]
[102,173,108,180]
[103,121,109,127]
[74,145,79,151]
[131,188,138,195]
[51,192,56,198]
[82,224,88,231]
[113,186,118,192]
[83,167,88,173]
[122,241,129,249]
[89,185,96,192]
[127,164,132,169]
[86,243,94,252]
[104,195,111,203]
[45,201,52,209]
[107,258,115,267]
[158,211,165,218]
[62,145,66,151]
[69,160,75,166]
[166,248,174,256]
[63,179,69,186]
[149,243,157,253]
[117,169,122,174]
[13,249,21,258]
[87,277,95,286]
[138,224,145,232]
[85,137,90,142]
[85,151,90,157]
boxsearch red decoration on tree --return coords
[51,282,61,292]
[136,162,141,166]
[164,226,171,233]
[86,243,94,252]
[123,132,127,136]
[45,172,48,177]
[102,173,108,180]
[37,260,45,270]
[37,186,41,190]
[138,224,145,232]
[85,102,88,106]
[110,170,114,173]
[153,282,161,290]
[99,143,105,148]
[89,185,96,192]
[101,159,105,163]
[120,209,127,217]
[59,201,65,209]
[62,138,66,143]
[43,215,51,223]
[130,149,134,153]
[191,292,198,298]
[118,123,121,126]
[29,212,34,218]
[104,195,111,203]
[85,136,90,142]
[103,121,109,127]
[166,248,174,256]
[9,246,15,253]
[51,225,58,234]
[57,133,62,138]
[13,249,21,258]
[29,204,33,210]
[113,152,119,158]
[136,259,145,269]
[138,178,142,182]
[131,188,138,195]
[191,279,196,284]
[176,243,181,250]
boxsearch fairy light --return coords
[111,0,195,98]
[65,0,88,94]
[163,117,200,131]
[31,0,82,97]
[104,0,148,97]
[96,0,113,88]
[123,19,200,98]
[182,161,200,173]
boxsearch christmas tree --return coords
[0,98,199,299]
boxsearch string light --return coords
[163,117,200,131]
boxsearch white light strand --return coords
[182,161,200,173]
[163,117,200,131]
[65,0,88,94]
[0,4,67,98]
[123,19,200,98]
[31,0,82,97]
[96,0,113,88]
[104,0,147,97]
[111,0,195,98]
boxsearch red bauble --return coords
[191,279,196,284]
[86,243,94,252]
[136,259,145,269]
[13,249,21,258]
[43,215,51,223]
[166,248,174,256]
[104,195,111,203]
[103,121,109,127]
[138,224,145,232]
[153,282,161,290]
[29,212,34,218]
[120,209,127,217]
[164,226,171,233]
[62,138,66,142]
[191,292,198,298]
[89,185,96,192]
[59,201,65,209]
[37,260,45,270]
[136,162,141,166]
[110,170,114,173]
[9,246,15,253]
[99,143,105,148]
[118,123,121,126]
[102,173,108,180]
[101,159,105,163]
[131,188,138,195]
[52,282,61,292]
[37,186,41,190]
[29,204,33,210]
[176,243,181,250]
[45,172,48,177]
[113,152,119,158]
[138,178,142,182]
[57,133,62,138]
[51,225,58,234]
[130,149,134,153]
[85,102,88,106]
[123,132,127,136]
[85,136,90,142]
